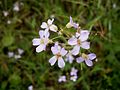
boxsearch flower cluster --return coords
[32,16,97,82]
[8,48,24,60]
[58,67,78,82]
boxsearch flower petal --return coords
[49,56,57,66]
[58,57,65,68]
[66,54,74,64]
[88,53,96,60]
[36,44,45,53]
[51,46,59,55]
[68,37,77,45]
[71,45,80,55]
[41,22,48,29]
[79,30,90,41]
[70,16,73,24]
[58,75,66,82]
[45,30,50,38]
[47,19,54,25]
[50,25,58,32]
[60,48,67,56]
[76,57,84,63]
[73,23,79,29]
[39,30,44,38]
[85,60,93,66]
[70,75,77,82]
[32,38,40,46]
[81,41,90,49]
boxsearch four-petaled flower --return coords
[41,18,58,34]
[49,43,67,68]
[32,30,49,53]
[70,67,78,76]
[68,30,90,55]
[76,53,96,66]
[66,16,79,29]
[58,75,66,82]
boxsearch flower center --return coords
[56,52,61,59]
[77,39,81,45]
[40,39,44,44]
[82,53,88,60]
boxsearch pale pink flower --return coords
[76,53,96,66]
[66,16,79,29]
[65,50,75,64]
[49,43,67,68]
[8,52,14,58]
[70,67,78,76]
[41,18,58,34]
[58,75,66,82]
[28,85,33,90]
[32,30,49,53]
[18,48,24,55]
[68,30,90,55]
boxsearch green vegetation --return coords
[0,0,120,90]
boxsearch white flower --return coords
[65,50,75,64]
[66,16,79,29]
[70,67,78,76]
[3,11,9,17]
[68,30,90,55]
[13,2,20,12]
[18,48,24,55]
[32,30,49,53]
[41,18,58,34]
[8,52,14,58]
[70,75,77,82]
[14,54,21,59]
[28,85,33,90]
[49,43,67,68]
[7,20,11,24]
[58,75,66,82]
[76,53,96,66]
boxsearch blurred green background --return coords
[0,0,120,90]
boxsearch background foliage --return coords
[0,0,120,90]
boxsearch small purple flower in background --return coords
[49,43,67,68]
[18,48,24,55]
[70,67,78,82]
[58,75,66,82]
[8,52,14,58]
[68,30,90,55]
[70,67,78,76]
[32,30,49,53]
[8,48,24,59]
[76,53,96,66]
[28,85,33,90]
[66,16,79,29]
[13,2,20,12]
[3,11,9,17]
[41,18,58,34]
[70,75,78,82]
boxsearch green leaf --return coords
[2,35,14,47]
